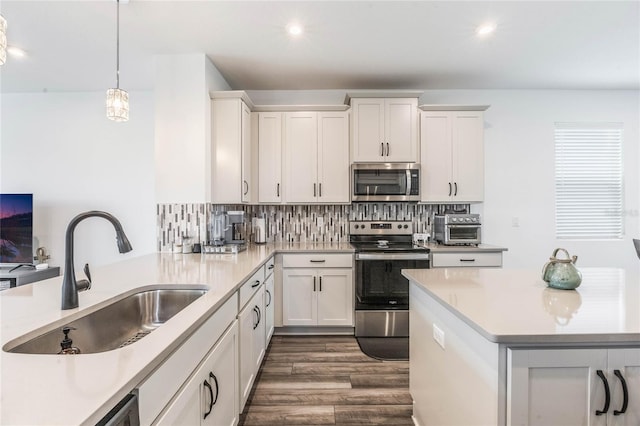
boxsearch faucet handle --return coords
[83,263,92,284]
[77,264,92,291]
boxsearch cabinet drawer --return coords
[138,293,238,425]
[239,266,265,310]
[282,253,353,268]
[431,252,502,268]
[265,256,275,278]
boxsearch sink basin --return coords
[4,287,208,355]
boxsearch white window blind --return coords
[555,123,623,240]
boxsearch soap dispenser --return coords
[58,326,81,355]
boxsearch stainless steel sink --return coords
[4,287,208,355]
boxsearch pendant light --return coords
[0,14,7,66]
[106,0,129,122]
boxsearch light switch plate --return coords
[433,324,445,349]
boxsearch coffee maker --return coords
[224,211,246,244]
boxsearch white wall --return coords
[154,54,231,203]
[247,89,640,269]
[0,91,156,269]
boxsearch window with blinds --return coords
[554,123,623,239]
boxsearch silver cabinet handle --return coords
[380,142,384,157]
[313,183,317,197]
[277,183,280,197]
[243,180,249,195]
[386,142,390,156]
[448,182,452,196]
[319,276,322,292]
[454,182,458,196]
[309,259,326,263]
[313,276,316,291]
[319,183,322,197]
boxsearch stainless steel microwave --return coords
[352,163,420,202]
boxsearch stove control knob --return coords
[451,217,457,222]
[403,224,408,229]
[354,224,359,229]
[466,218,471,223]
[397,224,402,229]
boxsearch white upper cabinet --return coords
[211,94,254,204]
[285,112,318,203]
[284,111,350,203]
[351,98,418,163]
[258,112,283,203]
[420,109,486,203]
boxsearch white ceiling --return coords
[0,1,638,93]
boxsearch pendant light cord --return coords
[116,0,120,89]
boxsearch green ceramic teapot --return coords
[542,248,582,290]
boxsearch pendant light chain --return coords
[106,0,129,122]
[116,0,120,89]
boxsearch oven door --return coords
[446,225,481,245]
[355,253,430,310]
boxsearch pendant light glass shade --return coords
[106,0,129,122]
[0,14,7,66]
[106,88,129,121]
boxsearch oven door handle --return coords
[356,253,430,261]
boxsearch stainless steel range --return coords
[350,221,430,342]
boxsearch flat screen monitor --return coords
[0,194,34,265]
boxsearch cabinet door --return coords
[212,98,243,204]
[352,98,385,162]
[241,102,252,203]
[258,112,283,203]
[202,322,239,426]
[608,348,640,426]
[155,322,238,426]
[317,268,353,326]
[452,112,484,202]
[384,98,418,162]
[318,112,350,203]
[508,348,608,426]
[285,112,318,203]
[238,289,263,411]
[282,269,317,326]
[264,272,275,343]
[252,287,266,375]
[420,111,453,202]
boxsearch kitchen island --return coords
[403,267,640,426]
[0,242,353,425]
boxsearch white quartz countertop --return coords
[403,267,640,344]
[0,242,353,425]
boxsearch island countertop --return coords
[0,242,353,426]
[403,267,640,344]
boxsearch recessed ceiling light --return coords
[7,46,26,58]
[476,23,496,36]
[287,23,303,37]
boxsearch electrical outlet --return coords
[433,324,445,349]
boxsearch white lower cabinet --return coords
[238,284,265,412]
[155,321,239,426]
[508,348,640,426]
[282,267,353,327]
[139,294,238,426]
[264,271,275,342]
[431,251,503,268]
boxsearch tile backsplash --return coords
[157,203,469,252]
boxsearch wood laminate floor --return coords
[239,336,412,426]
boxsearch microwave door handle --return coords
[406,169,412,196]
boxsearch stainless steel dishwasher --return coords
[96,392,140,426]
